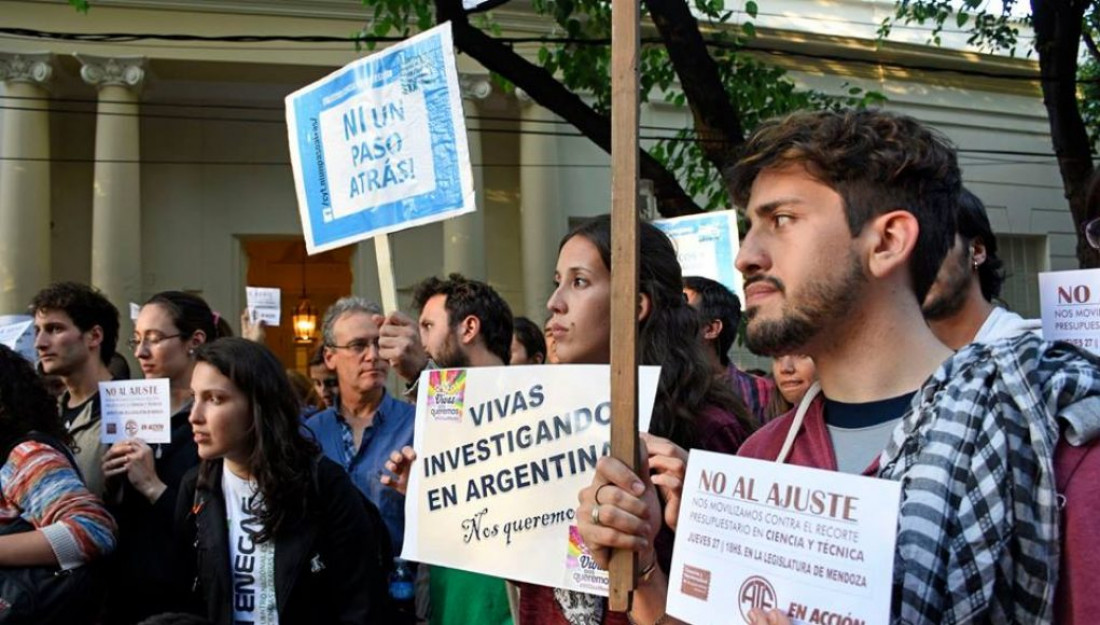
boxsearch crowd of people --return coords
[0,106,1097,625]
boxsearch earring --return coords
[188,348,195,356]
[972,260,980,271]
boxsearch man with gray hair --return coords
[305,296,415,553]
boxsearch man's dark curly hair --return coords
[683,276,741,367]
[0,345,73,453]
[29,282,120,365]
[730,108,961,303]
[412,274,514,366]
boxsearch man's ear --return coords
[85,325,104,351]
[866,210,919,280]
[323,346,336,369]
[637,293,653,323]
[971,238,988,268]
[702,318,723,341]
[459,314,481,345]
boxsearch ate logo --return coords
[738,575,778,622]
[124,420,140,438]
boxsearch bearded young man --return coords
[376,274,517,625]
[576,109,1100,625]
[922,187,1041,349]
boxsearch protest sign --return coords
[653,211,742,299]
[285,22,475,256]
[100,378,172,444]
[1039,268,1100,354]
[402,364,660,594]
[245,286,282,326]
[667,451,901,625]
[130,302,141,321]
[0,315,36,364]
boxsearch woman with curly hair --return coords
[0,344,117,620]
[175,338,391,624]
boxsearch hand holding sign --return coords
[576,436,663,570]
[102,439,168,503]
[240,308,268,343]
[642,433,688,532]
[376,311,429,382]
[381,445,417,495]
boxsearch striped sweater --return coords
[0,441,117,568]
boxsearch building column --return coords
[442,74,491,281]
[518,95,562,320]
[0,53,53,314]
[78,54,145,340]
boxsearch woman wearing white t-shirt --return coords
[174,338,391,625]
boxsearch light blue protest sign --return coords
[285,23,475,254]
[653,210,743,299]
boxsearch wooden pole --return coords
[609,0,641,612]
[374,233,399,314]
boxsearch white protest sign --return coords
[285,23,476,255]
[245,287,282,327]
[654,211,743,299]
[668,451,901,625]
[402,364,660,594]
[99,378,172,444]
[1039,268,1100,354]
[0,315,36,365]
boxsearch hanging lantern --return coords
[292,298,317,344]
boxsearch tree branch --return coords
[436,0,703,216]
[1084,28,1100,63]
[643,0,744,191]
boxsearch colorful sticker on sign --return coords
[427,370,466,421]
[565,524,608,593]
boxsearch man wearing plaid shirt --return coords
[576,109,1100,625]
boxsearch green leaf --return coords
[955,11,969,28]
[68,0,89,12]
[741,21,756,38]
[745,0,758,18]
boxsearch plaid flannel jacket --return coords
[879,334,1100,624]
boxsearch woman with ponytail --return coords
[101,291,225,623]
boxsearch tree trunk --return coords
[1032,0,1098,267]
[438,0,703,216]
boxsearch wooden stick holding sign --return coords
[374,234,400,315]
[608,0,642,612]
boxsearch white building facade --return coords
[0,0,1070,367]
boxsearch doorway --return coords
[243,238,354,371]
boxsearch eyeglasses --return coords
[326,338,380,355]
[128,333,183,350]
[1086,218,1100,250]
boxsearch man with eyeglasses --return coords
[29,281,121,496]
[922,188,1041,349]
[304,296,415,555]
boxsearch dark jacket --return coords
[174,456,391,625]
[105,405,200,624]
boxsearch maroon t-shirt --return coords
[739,395,1100,625]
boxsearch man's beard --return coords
[921,252,970,321]
[433,331,471,369]
[745,253,864,357]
